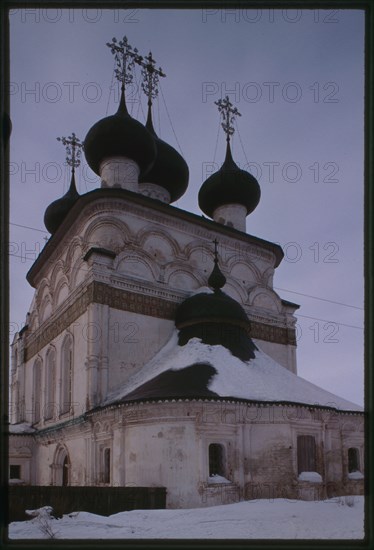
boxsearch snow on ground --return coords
[8,497,364,540]
[105,333,362,411]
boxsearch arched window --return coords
[103,448,111,484]
[209,443,225,477]
[45,349,55,420]
[348,448,360,473]
[60,335,73,415]
[33,359,42,423]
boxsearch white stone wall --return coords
[100,157,140,191]
[16,401,363,507]
[106,309,174,391]
[9,435,35,484]
[213,203,247,232]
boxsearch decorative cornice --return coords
[83,247,116,261]
[21,397,363,440]
[92,281,177,318]
[25,284,94,361]
[26,188,284,286]
[24,280,297,361]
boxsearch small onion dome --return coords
[175,258,256,361]
[198,141,261,218]
[83,88,157,177]
[44,171,79,234]
[139,107,189,202]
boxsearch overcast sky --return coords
[9,8,365,406]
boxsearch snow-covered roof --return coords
[104,331,362,412]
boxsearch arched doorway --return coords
[52,445,71,486]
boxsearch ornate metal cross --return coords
[106,36,142,88]
[213,238,219,262]
[215,96,241,142]
[57,132,83,170]
[138,51,166,106]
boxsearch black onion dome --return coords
[175,290,256,361]
[83,89,157,177]
[175,253,256,361]
[175,290,250,329]
[139,107,189,202]
[198,141,261,218]
[44,171,80,234]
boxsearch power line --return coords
[10,222,48,234]
[9,224,364,315]
[275,286,364,311]
[159,81,184,156]
[296,313,363,330]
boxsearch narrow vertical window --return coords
[61,336,73,415]
[348,448,360,473]
[104,448,111,484]
[62,455,69,486]
[33,360,41,423]
[209,443,225,477]
[297,435,316,473]
[45,350,55,420]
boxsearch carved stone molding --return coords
[24,281,296,361]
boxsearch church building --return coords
[9,37,364,508]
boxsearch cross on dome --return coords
[106,36,142,90]
[138,51,166,107]
[208,238,226,292]
[215,96,241,142]
[57,133,83,171]
[213,238,219,261]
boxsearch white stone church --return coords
[9,37,364,508]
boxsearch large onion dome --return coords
[139,106,189,202]
[83,88,157,177]
[198,141,261,218]
[44,171,79,234]
[175,251,256,361]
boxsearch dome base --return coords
[213,203,247,231]
[100,157,140,191]
[139,182,171,203]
